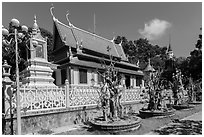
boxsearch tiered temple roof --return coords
[53,19,127,61]
[51,14,143,76]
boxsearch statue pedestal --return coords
[20,58,57,87]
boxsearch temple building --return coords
[51,14,144,89]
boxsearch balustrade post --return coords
[65,79,70,107]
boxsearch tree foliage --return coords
[114,29,202,83]
[189,28,202,81]
[114,36,168,71]
[175,28,202,82]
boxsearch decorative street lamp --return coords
[10,18,22,135]
[3,18,31,135]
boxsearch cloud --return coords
[139,18,172,41]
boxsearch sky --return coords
[2,1,202,58]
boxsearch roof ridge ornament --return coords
[136,60,140,67]
[66,10,73,27]
[119,41,122,46]
[111,36,115,43]
[50,4,56,21]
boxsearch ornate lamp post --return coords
[10,18,22,135]
[6,18,31,135]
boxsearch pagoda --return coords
[20,16,57,87]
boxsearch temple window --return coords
[79,68,87,84]
[61,69,67,85]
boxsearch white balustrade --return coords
[14,84,146,113]
[69,85,100,107]
[122,88,143,103]
[19,86,66,112]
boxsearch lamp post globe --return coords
[21,25,28,33]
[11,18,20,27]
[18,32,24,38]
[2,28,9,36]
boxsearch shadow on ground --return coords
[153,119,202,135]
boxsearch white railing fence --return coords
[10,80,147,113]
[19,86,66,112]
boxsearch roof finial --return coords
[66,10,72,26]
[168,33,172,52]
[32,14,40,34]
[119,40,122,46]
[136,59,140,67]
[34,14,37,23]
[50,4,56,20]
[111,32,115,43]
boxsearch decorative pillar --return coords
[134,77,137,88]
[65,79,70,107]
[94,71,98,85]
[142,80,145,88]
[73,67,78,84]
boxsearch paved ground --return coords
[182,111,202,121]
[50,104,202,135]
[146,111,202,135]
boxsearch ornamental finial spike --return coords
[34,14,37,23]
[66,10,72,26]
[32,14,40,34]
[50,4,56,20]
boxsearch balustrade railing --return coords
[19,86,66,112]
[69,84,100,107]
[8,83,146,113]
[122,88,143,103]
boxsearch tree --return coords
[189,28,202,81]
[38,27,54,62]
[114,36,167,70]
[93,46,124,121]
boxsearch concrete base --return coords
[20,59,56,87]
